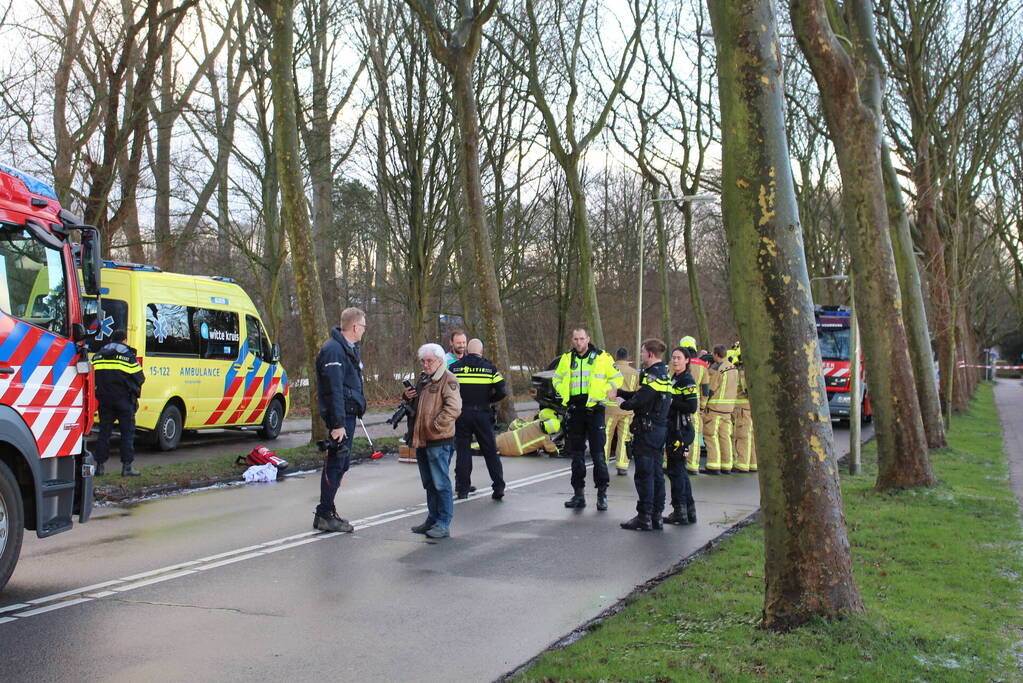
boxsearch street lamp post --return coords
[636,193,717,365]
[811,274,860,475]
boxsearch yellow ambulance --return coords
[88,261,289,450]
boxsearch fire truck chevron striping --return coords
[0,163,103,592]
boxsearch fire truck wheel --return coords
[0,459,25,592]
[154,404,183,451]
[258,398,284,440]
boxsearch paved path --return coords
[993,379,1023,513]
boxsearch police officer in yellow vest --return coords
[679,336,709,474]
[553,327,623,511]
[702,344,737,474]
[604,347,639,476]
[730,344,757,473]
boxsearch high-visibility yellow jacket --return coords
[706,359,738,414]
[552,345,623,407]
[605,359,639,418]
[734,366,750,408]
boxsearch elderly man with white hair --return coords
[403,342,462,538]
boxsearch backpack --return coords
[237,446,289,473]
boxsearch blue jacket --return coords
[316,328,365,429]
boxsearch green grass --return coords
[518,383,1023,682]
[95,436,400,502]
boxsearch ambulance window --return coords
[85,298,129,352]
[146,303,195,356]
[245,315,270,360]
[194,308,239,360]
[0,224,68,336]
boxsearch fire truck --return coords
[815,305,872,424]
[0,164,102,591]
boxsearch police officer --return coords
[313,307,367,533]
[553,326,623,511]
[731,344,757,473]
[93,329,145,476]
[664,346,699,524]
[450,338,507,500]
[679,336,709,475]
[613,338,673,531]
[702,344,737,474]
[604,347,639,476]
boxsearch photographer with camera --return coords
[552,327,623,512]
[613,338,673,531]
[312,307,367,533]
[405,343,462,539]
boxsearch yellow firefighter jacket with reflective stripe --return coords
[553,346,623,407]
[734,366,750,407]
[706,359,738,413]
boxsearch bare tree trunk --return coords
[652,189,672,350]
[790,0,934,490]
[708,0,864,631]
[252,0,328,442]
[681,202,711,349]
[881,145,946,447]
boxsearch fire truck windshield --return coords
[0,223,68,336]
[818,326,850,361]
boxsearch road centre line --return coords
[0,464,575,625]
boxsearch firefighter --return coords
[553,326,623,511]
[450,338,507,499]
[731,344,757,473]
[679,336,709,474]
[701,344,737,474]
[604,347,639,476]
[664,346,699,524]
[92,329,145,477]
[613,338,673,531]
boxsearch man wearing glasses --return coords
[404,343,463,539]
[313,307,367,532]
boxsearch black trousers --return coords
[455,408,504,495]
[664,432,694,509]
[566,404,609,490]
[632,428,667,516]
[95,395,137,465]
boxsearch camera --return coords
[386,378,418,429]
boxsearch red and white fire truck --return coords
[815,305,873,424]
[0,164,102,591]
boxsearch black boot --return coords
[620,514,652,531]
[95,462,105,477]
[596,488,608,511]
[685,502,697,524]
[663,506,688,525]
[564,489,586,508]
[121,464,141,477]
[651,511,664,530]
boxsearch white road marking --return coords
[0,464,576,625]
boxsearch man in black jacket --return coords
[313,307,367,533]
[450,338,507,500]
[613,338,673,531]
[93,330,145,476]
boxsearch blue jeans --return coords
[417,444,454,529]
[317,414,355,516]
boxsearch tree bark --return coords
[708,0,863,631]
[790,0,934,490]
[252,0,328,441]
[881,145,946,447]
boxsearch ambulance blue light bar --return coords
[102,260,163,272]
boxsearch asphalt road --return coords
[0,424,866,682]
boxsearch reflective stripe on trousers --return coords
[702,411,734,470]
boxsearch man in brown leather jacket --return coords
[404,342,462,538]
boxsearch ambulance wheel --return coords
[0,460,25,592]
[259,399,284,440]
[154,404,183,451]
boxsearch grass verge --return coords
[517,382,1023,682]
[94,436,401,503]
